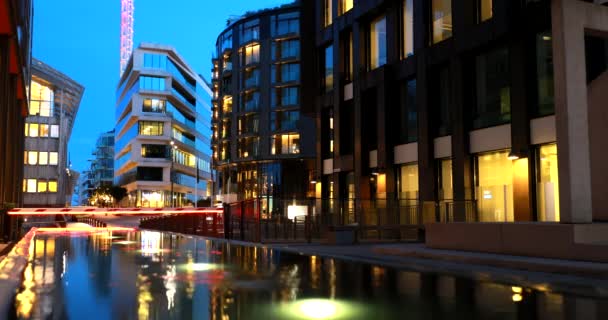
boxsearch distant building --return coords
[91,130,115,188]
[115,43,213,208]
[77,129,115,205]
[23,59,83,207]
[211,1,316,212]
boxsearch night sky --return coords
[33,0,291,174]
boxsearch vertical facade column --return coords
[509,31,533,222]
[0,37,8,207]
[551,0,593,223]
[416,53,437,222]
[351,21,363,222]
[450,57,473,221]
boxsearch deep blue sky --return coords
[33,0,291,174]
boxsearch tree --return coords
[108,185,128,207]
[90,186,112,208]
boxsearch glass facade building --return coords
[114,44,212,208]
[211,2,316,214]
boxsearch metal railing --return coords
[137,198,479,243]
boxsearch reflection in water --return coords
[10,231,608,320]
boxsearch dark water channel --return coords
[9,230,608,319]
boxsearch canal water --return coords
[9,230,608,320]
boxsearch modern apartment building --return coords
[0,0,33,214]
[211,1,316,215]
[312,0,608,230]
[115,43,213,208]
[23,58,83,207]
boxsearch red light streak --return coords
[36,227,136,233]
[8,208,223,216]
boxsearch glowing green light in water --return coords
[274,299,362,319]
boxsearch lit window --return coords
[271,133,300,155]
[338,0,353,15]
[431,0,453,44]
[479,0,493,23]
[402,0,414,58]
[369,15,387,70]
[30,80,54,117]
[38,181,48,193]
[50,125,60,138]
[39,124,49,137]
[39,152,49,165]
[24,123,28,136]
[324,0,333,27]
[241,44,260,65]
[48,181,58,193]
[139,121,164,136]
[27,151,38,165]
[26,179,37,193]
[49,152,59,165]
[28,123,39,137]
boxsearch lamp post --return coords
[170,141,177,208]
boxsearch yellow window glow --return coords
[28,151,38,165]
[49,152,59,165]
[26,179,37,193]
[37,181,48,192]
[48,181,58,193]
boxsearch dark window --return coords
[136,167,163,182]
[324,45,334,92]
[474,47,511,129]
[272,39,300,61]
[240,91,260,112]
[238,114,259,135]
[400,79,417,143]
[536,31,554,116]
[240,19,260,44]
[584,33,608,83]
[272,63,300,84]
[140,76,165,91]
[141,144,167,158]
[342,31,353,82]
[271,110,299,131]
[243,68,260,89]
[432,67,452,136]
[272,87,299,108]
[271,12,299,36]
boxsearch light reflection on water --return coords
[10,230,608,320]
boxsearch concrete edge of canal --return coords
[0,229,36,318]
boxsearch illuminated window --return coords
[369,15,387,70]
[30,80,54,117]
[241,43,260,65]
[139,121,164,136]
[402,0,414,58]
[28,123,39,137]
[50,125,60,138]
[478,0,493,23]
[37,181,48,193]
[26,179,37,193]
[537,144,559,222]
[271,133,300,155]
[39,152,49,165]
[142,98,166,113]
[338,0,353,15]
[399,163,419,203]
[27,151,38,165]
[39,124,49,137]
[475,151,514,222]
[324,0,333,27]
[48,180,58,193]
[431,0,453,44]
[49,152,59,165]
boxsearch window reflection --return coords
[369,15,387,70]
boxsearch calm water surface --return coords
[10,230,608,320]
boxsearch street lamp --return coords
[170,141,177,208]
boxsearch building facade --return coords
[312,0,608,226]
[211,1,316,216]
[1,0,33,225]
[115,43,213,208]
[77,129,115,205]
[23,58,83,207]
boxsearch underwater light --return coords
[298,299,337,319]
[274,299,363,319]
[180,263,219,272]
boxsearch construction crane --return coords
[120,0,134,77]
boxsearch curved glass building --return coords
[211,1,316,215]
